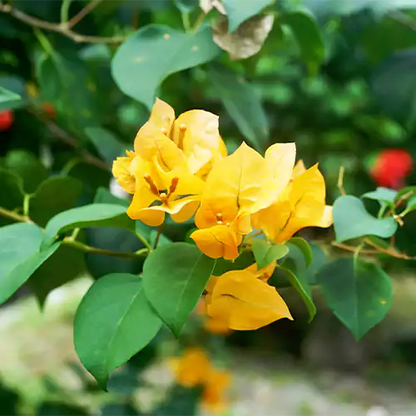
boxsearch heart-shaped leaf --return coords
[362,187,397,209]
[316,258,392,340]
[142,242,216,336]
[111,24,220,109]
[333,195,398,243]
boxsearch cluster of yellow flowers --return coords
[169,348,230,410]
[113,99,333,331]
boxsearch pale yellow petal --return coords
[172,110,221,173]
[112,155,135,194]
[190,225,241,260]
[265,142,296,196]
[148,98,175,135]
[134,122,187,170]
[316,205,333,228]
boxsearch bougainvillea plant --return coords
[1,0,416,398]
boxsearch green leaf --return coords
[405,195,416,212]
[333,195,398,243]
[316,258,393,339]
[37,51,101,127]
[111,24,220,109]
[29,176,83,227]
[0,168,24,213]
[74,273,162,388]
[0,223,59,304]
[277,262,316,322]
[212,250,255,276]
[222,0,274,32]
[251,239,289,269]
[0,86,21,111]
[101,404,138,416]
[43,203,134,246]
[38,403,88,416]
[29,244,85,306]
[94,187,129,207]
[288,237,312,267]
[395,186,416,202]
[362,187,397,209]
[5,150,49,194]
[371,48,416,130]
[281,8,325,74]
[84,127,125,164]
[207,65,269,151]
[142,242,216,336]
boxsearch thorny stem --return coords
[0,3,125,44]
[0,206,149,259]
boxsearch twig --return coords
[30,109,109,171]
[389,10,416,32]
[331,241,378,255]
[0,207,34,224]
[365,238,416,261]
[66,0,102,29]
[0,3,125,44]
[337,166,346,196]
[153,226,162,250]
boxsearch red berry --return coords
[370,149,413,189]
[0,109,14,131]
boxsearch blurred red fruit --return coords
[370,149,413,189]
[0,109,14,131]
[42,101,56,119]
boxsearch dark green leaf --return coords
[277,262,316,322]
[112,24,220,109]
[281,8,325,74]
[287,237,312,267]
[212,250,255,275]
[316,258,393,339]
[84,127,125,164]
[143,242,216,336]
[252,239,289,269]
[0,86,21,111]
[37,403,88,416]
[74,273,162,387]
[5,150,48,194]
[101,404,139,416]
[371,48,416,130]
[29,176,83,227]
[43,204,134,246]
[0,223,59,304]
[333,195,398,242]
[0,168,24,213]
[207,65,269,151]
[29,244,85,306]
[222,0,274,32]
[153,385,202,416]
[362,187,397,208]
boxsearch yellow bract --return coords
[252,162,333,243]
[205,264,293,331]
[169,348,230,410]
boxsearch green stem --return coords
[23,194,31,217]
[0,206,34,224]
[192,12,205,33]
[181,10,191,32]
[62,237,148,259]
[33,28,54,55]
[136,232,152,252]
[60,0,72,24]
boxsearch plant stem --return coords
[66,0,102,29]
[60,0,72,24]
[153,226,162,250]
[0,207,34,224]
[23,194,31,217]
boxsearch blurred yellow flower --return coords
[205,264,293,331]
[252,162,333,243]
[111,150,136,194]
[169,348,231,410]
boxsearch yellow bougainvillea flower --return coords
[205,265,293,331]
[252,162,333,243]
[126,154,204,226]
[190,142,296,260]
[202,368,231,411]
[111,150,136,194]
[169,348,211,387]
[134,98,226,176]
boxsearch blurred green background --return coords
[2,0,416,414]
